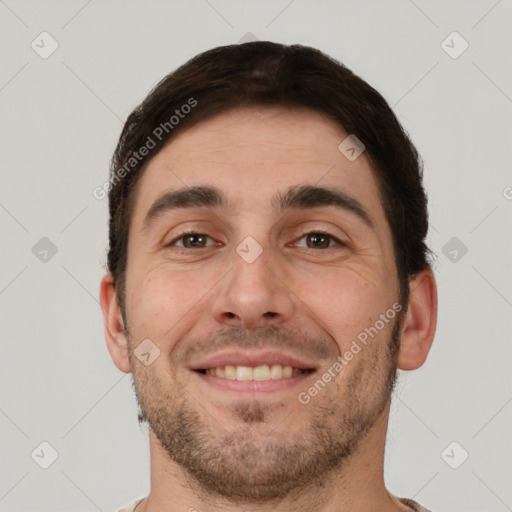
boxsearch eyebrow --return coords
[142,184,374,233]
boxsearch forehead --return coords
[130,106,387,229]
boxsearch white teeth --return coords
[236,366,253,381]
[270,364,283,379]
[253,365,270,380]
[224,365,237,380]
[202,364,304,381]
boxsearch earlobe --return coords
[397,269,438,371]
[99,273,131,373]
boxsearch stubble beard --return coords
[127,316,402,504]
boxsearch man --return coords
[100,41,437,512]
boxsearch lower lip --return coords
[193,370,316,394]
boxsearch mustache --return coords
[177,324,336,366]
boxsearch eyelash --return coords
[166,229,344,251]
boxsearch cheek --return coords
[295,266,389,346]
[127,265,204,341]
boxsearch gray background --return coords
[1,1,511,511]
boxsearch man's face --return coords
[122,107,403,501]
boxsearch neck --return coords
[136,408,408,512]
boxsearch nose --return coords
[211,245,296,331]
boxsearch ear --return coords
[99,273,131,373]
[397,269,438,371]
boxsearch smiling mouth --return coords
[195,364,315,381]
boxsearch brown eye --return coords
[182,234,208,248]
[295,231,342,250]
[168,232,214,249]
[306,233,331,249]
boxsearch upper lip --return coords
[188,349,318,371]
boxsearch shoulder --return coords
[399,497,433,511]
[115,497,145,512]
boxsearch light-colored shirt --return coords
[117,496,433,511]
[117,498,144,512]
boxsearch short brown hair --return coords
[107,41,432,313]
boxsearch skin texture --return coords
[100,107,437,512]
